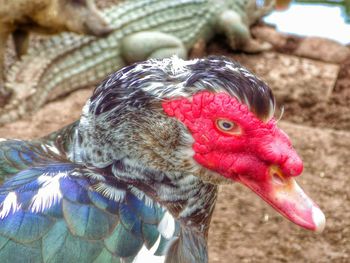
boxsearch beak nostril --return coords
[272,172,285,186]
[269,165,287,186]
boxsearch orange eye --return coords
[216,119,241,135]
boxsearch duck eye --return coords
[216,119,241,135]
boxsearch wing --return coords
[0,140,179,263]
[0,139,64,183]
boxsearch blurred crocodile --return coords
[0,0,112,105]
[1,0,274,124]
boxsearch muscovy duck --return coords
[0,56,325,263]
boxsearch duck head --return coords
[78,56,325,233]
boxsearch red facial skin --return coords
[162,91,325,232]
[163,91,302,180]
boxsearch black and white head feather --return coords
[87,56,275,123]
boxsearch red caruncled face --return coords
[163,91,325,233]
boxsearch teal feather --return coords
[142,223,160,249]
[155,235,174,256]
[42,221,104,263]
[88,190,119,214]
[104,223,143,258]
[0,238,42,263]
[93,248,121,263]
[119,203,142,236]
[0,235,9,250]
[0,146,22,178]
[126,192,164,224]
[0,211,53,243]
[4,148,28,172]
[0,141,47,181]
[62,200,118,239]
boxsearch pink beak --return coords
[237,166,326,233]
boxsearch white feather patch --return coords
[132,235,165,263]
[157,211,175,239]
[0,192,21,219]
[30,172,66,213]
[45,144,60,155]
[94,182,126,202]
[129,187,155,208]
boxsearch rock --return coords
[251,24,290,48]
[294,37,350,64]
[251,24,302,53]
[252,24,350,64]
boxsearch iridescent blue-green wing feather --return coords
[0,142,178,262]
[0,140,53,182]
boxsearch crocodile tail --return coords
[1,33,93,125]
[1,0,210,124]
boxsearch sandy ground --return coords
[0,1,349,261]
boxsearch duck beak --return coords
[236,166,326,233]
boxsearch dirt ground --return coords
[0,6,349,263]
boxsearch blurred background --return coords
[267,0,350,44]
[0,0,349,262]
